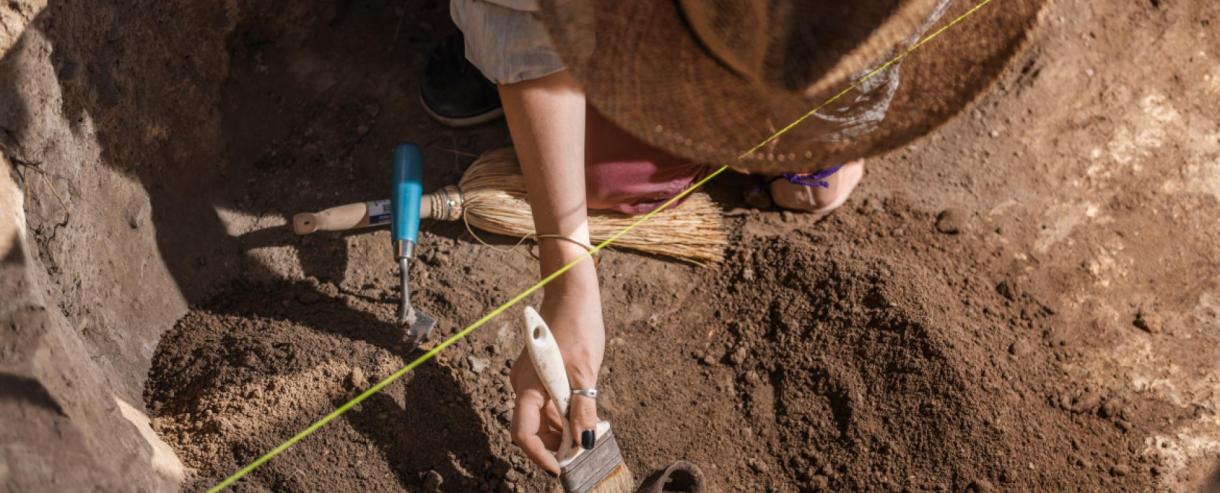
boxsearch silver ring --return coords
[571,388,598,399]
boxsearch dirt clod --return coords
[1133,308,1161,334]
[348,367,367,389]
[422,470,443,491]
[966,478,995,492]
[935,208,965,234]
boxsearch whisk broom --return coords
[293,147,726,264]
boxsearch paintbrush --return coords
[522,306,634,493]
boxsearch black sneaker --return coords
[420,32,503,128]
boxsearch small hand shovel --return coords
[391,143,436,349]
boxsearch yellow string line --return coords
[208,1,993,490]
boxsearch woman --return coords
[427,0,1042,476]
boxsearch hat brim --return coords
[540,0,1046,174]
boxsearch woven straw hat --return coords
[539,0,1045,173]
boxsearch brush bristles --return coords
[458,148,727,264]
[585,464,634,493]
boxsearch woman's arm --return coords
[499,69,605,473]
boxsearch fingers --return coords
[511,394,561,475]
[543,400,564,432]
[568,394,600,450]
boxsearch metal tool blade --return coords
[398,256,436,349]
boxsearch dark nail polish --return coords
[581,429,596,450]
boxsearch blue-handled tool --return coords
[390,143,436,348]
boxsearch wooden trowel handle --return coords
[292,197,435,235]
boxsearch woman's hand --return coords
[509,287,605,475]
[509,349,564,475]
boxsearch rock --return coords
[730,346,749,366]
[1099,398,1123,419]
[422,470,443,491]
[468,355,490,374]
[808,474,830,491]
[1110,464,1130,477]
[1008,339,1030,357]
[1071,391,1102,414]
[935,208,965,234]
[748,457,768,473]
[241,352,259,368]
[348,367,367,389]
[742,268,756,282]
[995,281,1014,301]
[781,210,796,222]
[744,370,762,386]
[1133,308,1161,334]
[966,479,994,492]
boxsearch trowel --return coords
[390,143,436,349]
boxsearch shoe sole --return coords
[419,92,504,129]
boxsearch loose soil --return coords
[8,0,1206,491]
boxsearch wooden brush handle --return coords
[523,306,571,416]
[522,306,578,462]
[292,196,440,235]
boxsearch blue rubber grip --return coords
[391,143,423,244]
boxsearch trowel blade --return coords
[402,310,437,350]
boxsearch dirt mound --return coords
[146,197,1158,492]
[715,205,1142,491]
[146,280,532,492]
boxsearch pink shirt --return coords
[585,106,710,215]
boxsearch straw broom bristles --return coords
[446,147,726,264]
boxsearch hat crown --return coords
[677,0,937,95]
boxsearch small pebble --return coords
[1133,308,1161,334]
[1110,464,1130,477]
[966,479,994,493]
[744,370,762,386]
[348,367,367,389]
[1072,391,1103,413]
[935,208,965,234]
[730,346,749,366]
[423,470,443,491]
[468,356,490,374]
[1008,339,1030,357]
